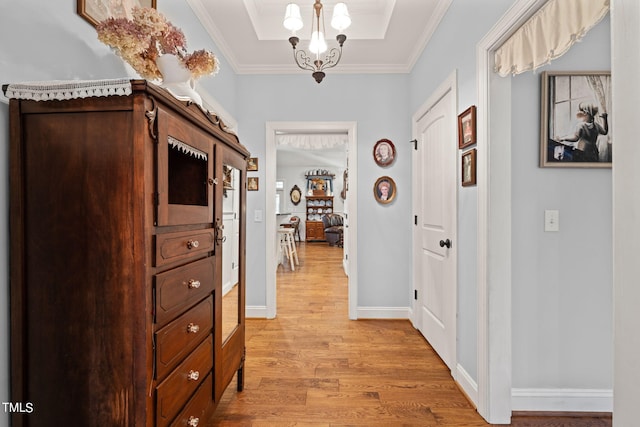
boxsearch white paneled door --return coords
[412,75,457,371]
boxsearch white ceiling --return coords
[186,0,452,74]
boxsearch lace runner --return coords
[4,79,132,101]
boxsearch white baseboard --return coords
[356,306,411,319]
[511,388,613,413]
[455,363,479,406]
[246,305,270,318]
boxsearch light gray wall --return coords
[409,0,514,383]
[511,16,612,390]
[236,73,411,308]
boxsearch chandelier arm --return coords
[293,49,319,72]
[317,47,343,71]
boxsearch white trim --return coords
[612,1,640,425]
[356,307,410,319]
[266,121,358,320]
[405,0,453,72]
[512,388,613,413]
[456,363,479,405]
[246,305,269,318]
[476,0,549,424]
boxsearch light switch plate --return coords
[544,210,559,232]
[254,209,263,222]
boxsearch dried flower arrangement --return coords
[96,7,219,80]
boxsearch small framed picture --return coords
[458,106,477,149]
[247,157,259,171]
[461,149,477,187]
[77,0,156,28]
[373,176,396,204]
[247,177,259,191]
[373,139,396,167]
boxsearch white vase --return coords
[155,54,203,107]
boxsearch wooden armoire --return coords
[4,80,249,426]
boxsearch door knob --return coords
[439,239,451,248]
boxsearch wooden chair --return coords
[289,216,301,242]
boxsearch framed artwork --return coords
[290,185,302,205]
[373,176,396,204]
[77,0,156,28]
[247,177,259,191]
[373,139,396,167]
[540,71,611,168]
[247,157,259,171]
[458,106,476,149]
[461,149,477,187]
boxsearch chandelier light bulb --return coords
[331,2,351,32]
[309,31,327,54]
[283,3,303,32]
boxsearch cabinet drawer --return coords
[156,296,213,380]
[155,257,215,328]
[156,336,213,427]
[156,229,215,268]
[170,374,212,427]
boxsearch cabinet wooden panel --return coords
[156,336,213,427]
[5,80,249,427]
[155,257,215,328]
[305,221,326,241]
[155,229,216,268]
[155,296,213,380]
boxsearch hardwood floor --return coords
[209,242,612,426]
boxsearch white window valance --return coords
[494,0,609,77]
[276,133,348,150]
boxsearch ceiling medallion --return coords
[283,1,351,83]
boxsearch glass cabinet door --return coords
[221,164,241,343]
[156,107,215,226]
[216,145,247,399]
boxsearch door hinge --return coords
[414,289,418,300]
[411,139,418,150]
[414,215,418,225]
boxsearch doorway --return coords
[265,121,358,319]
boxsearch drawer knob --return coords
[187,370,200,381]
[186,239,200,249]
[188,416,200,427]
[187,323,200,334]
[187,279,201,289]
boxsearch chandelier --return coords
[283,1,352,83]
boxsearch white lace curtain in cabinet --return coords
[494,0,609,76]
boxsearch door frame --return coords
[476,0,549,423]
[411,69,458,375]
[265,121,358,319]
